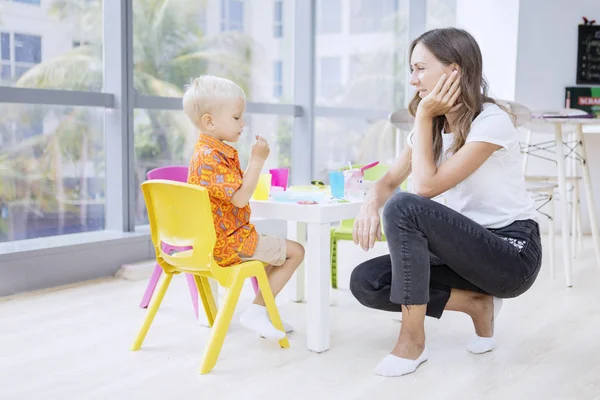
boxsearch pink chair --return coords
[139,166,259,317]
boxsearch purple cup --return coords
[269,168,289,191]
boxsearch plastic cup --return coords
[329,171,345,198]
[252,174,272,200]
[269,168,289,191]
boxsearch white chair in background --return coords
[498,100,558,276]
[521,108,588,263]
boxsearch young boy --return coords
[183,75,304,341]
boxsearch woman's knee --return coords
[382,191,424,227]
[349,262,370,300]
[350,258,401,312]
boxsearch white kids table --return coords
[250,199,363,353]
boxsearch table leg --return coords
[198,278,219,327]
[575,124,600,269]
[286,221,306,302]
[306,222,331,353]
[554,123,573,286]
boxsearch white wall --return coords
[455,0,520,101]
[515,0,600,233]
[515,0,600,111]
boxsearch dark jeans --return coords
[350,192,543,318]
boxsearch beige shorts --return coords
[239,234,287,266]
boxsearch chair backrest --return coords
[142,180,219,276]
[495,99,532,128]
[363,164,389,181]
[146,165,189,182]
[388,108,414,131]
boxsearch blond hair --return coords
[182,75,246,129]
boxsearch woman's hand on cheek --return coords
[416,71,462,118]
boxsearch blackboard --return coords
[577,24,600,84]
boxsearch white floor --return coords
[1,237,600,400]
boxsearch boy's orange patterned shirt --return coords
[187,134,258,267]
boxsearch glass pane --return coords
[1,65,11,81]
[350,0,398,34]
[317,0,342,34]
[15,66,31,80]
[14,34,41,64]
[133,0,293,103]
[134,109,292,226]
[0,105,105,242]
[1,33,10,61]
[426,0,457,30]
[313,117,398,182]
[0,0,103,91]
[273,60,283,98]
[315,0,408,109]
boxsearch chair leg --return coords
[256,269,290,350]
[199,274,244,375]
[194,276,216,327]
[139,263,163,308]
[571,182,578,260]
[132,272,173,351]
[185,273,199,319]
[549,194,555,279]
[576,182,583,253]
[251,277,259,295]
[522,129,532,176]
[330,228,338,289]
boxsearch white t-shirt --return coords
[408,103,537,229]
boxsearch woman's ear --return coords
[451,64,461,74]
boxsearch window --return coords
[314,117,397,182]
[0,33,42,82]
[317,0,342,34]
[314,0,408,182]
[350,0,398,34]
[319,57,342,100]
[12,0,41,5]
[1,33,11,81]
[0,0,103,91]
[0,105,105,242]
[315,0,407,108]
[273,0,283,37]
[133,0,292,103]
[273,61,283,98]
[133,111,291,225]
[72,40,91,48]
[221,0,245,32]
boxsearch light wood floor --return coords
[1,237,600,400]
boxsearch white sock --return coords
[240,304,286,341]
[467,297,504,354]
[374,347,428,377]
[278,319,294,333]
[260,319,293,338]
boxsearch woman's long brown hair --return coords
[408,28,497,162]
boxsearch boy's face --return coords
[208,97,246,143]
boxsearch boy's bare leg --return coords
[254,240,305,304]
[240,240,304,340]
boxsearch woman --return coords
[350,28,542,377]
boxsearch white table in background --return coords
[250,199,363,353]
[528,117,600,286]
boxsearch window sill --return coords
[0,230,150,260]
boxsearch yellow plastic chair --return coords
[131,180,289,374]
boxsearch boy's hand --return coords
[251,135,270,162]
